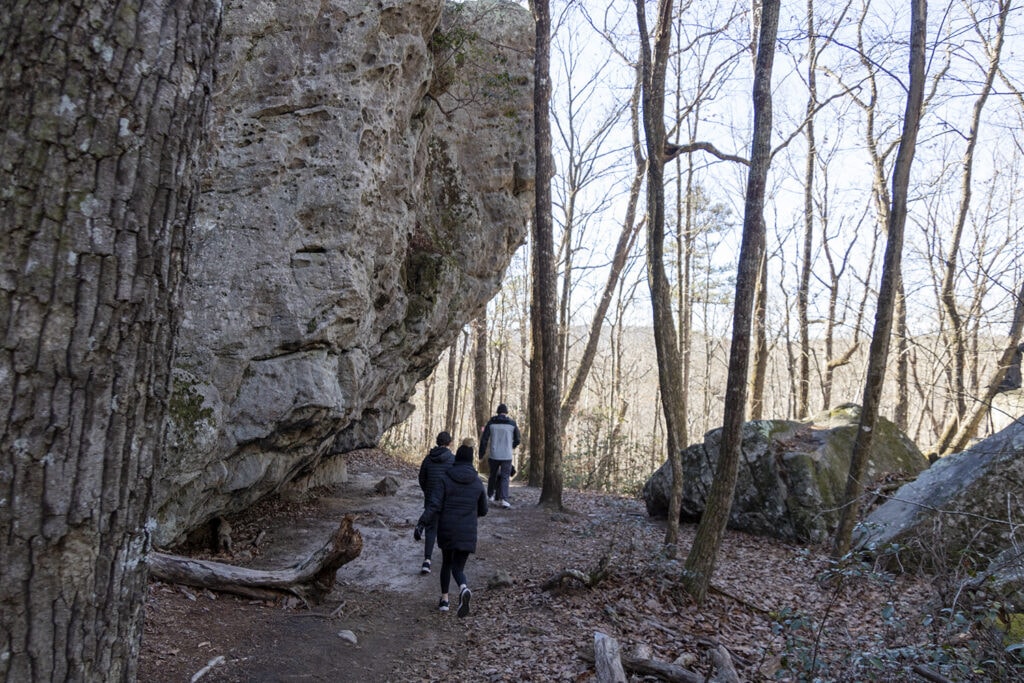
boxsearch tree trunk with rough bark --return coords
[637,0,686,548]
[445,342,459,431]
[528,272,545,486]
[796,0,819,419]
[683,0,779,603]
[531,0,564,509]
[0,1,221,680]
[834,0,927,556]
[748,252,769,420]
[473,315,489,439]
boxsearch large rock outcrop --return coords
[856,417,1024,569]
[643,405,928,543]
[154,0,534,546]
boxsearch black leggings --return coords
[423,520,437,560]
[440,548,470,594]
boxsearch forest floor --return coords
[138,449,1014,682]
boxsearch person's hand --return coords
[414,523,424,541]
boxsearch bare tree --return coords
[549,3,647,443]
[422,373,437,445]
[666,1,746,432]
[939,280,1024,455]
[834,0,927,557]
[532,0,565,509]
[820,211,875,409]
[445,343,459,431]
[551,14,632,405]
[748,252,769,419]
[529,271,546,485]
[0,1,221,679]
[931,0,1011,454]
[473,315,489,439]
[795,0,821,418]
[559,69,646,433]
[683,0,779,603]
[637,0,688,547]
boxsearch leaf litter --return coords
[139,448,998,682]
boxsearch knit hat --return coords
[436,431,453,446]
[454,442,474,463]
[496,403,508,414]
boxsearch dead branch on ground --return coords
[148,515,362,606]
[583,633,705,683]
[541,554,612,590]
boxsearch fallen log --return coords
[583,634,705,683]
[594,632,627,683]
[912,664,953,683]
[620,655,704,683]
[708,644,740,683]
[148,515,363,606]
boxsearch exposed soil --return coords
[139,449,1008,682]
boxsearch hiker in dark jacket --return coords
[415,431,454,575]
[417,438,487,617]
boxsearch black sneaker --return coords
[420,560,431,575]
[438,598,450,612]
[457,586,472,618]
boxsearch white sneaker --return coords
[457,586,472,618]
[488,495,494,502]
[500,499,511,509]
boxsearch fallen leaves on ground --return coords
[141,449,1016,682]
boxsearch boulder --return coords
[983,548,1024,610]
[154,0,534,546]
[642,404,928,544]
[856,417,1024,569]
[374,476,401,497]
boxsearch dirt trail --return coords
[140,451,572,682]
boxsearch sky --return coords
[492,0,1024,344]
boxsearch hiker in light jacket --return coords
[479,403,520,508]
[417,438,487,617]
[415,431,454,575]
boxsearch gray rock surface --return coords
[983,548,1024,610]
[155,0,534,546]
[642,404,928,544]
[856,418,1024,569]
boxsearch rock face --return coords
[155,0,534,546]
[642,405,928,544]
[856,417,1024,569]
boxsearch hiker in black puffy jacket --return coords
[417,438,487,617]
[416,431,454,575]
